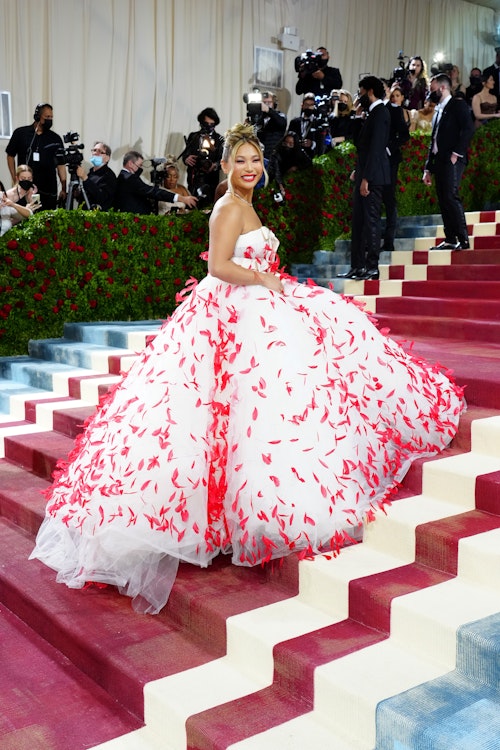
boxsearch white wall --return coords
[0,0,495,188]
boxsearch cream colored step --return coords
[90,416,500,750]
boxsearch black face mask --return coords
[429,90,442,104]
[19,180,34,191]
[469,75,481,86]
[358,94,370,110]
[42,118,53,131]
[337,102,348,113]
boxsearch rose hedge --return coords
[1,121,499,355]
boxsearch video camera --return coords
[430,60,453,76]
[294,49,324,75]
[149,157,168,186]
[392,51,409,83]
[55,131,85,173]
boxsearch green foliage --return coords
[1,122,499,356]
[0,210,209,355]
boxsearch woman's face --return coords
[410,58,422,77]
[485,75,495,90]
[390,89,404,106]
[225,142,263,191]
[164,168,179,189]
[18,170,33,184]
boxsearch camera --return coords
[294,49,324,75]
[392,50,409,83]
[55,131,85,172]
[430,60,453,76]
[243,89,263,124]
[314,94,332,128]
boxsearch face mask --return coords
[470,75,481,85]
[302,109,314,118]
[42,118,53,131]
[90,155,104,168]
[358,94,370,110]
[19,180,33,191]
[134,167,143,177]
[429,90,442,104]
[337,102,348,113]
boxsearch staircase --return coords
[1,212,500,750]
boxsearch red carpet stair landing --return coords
[0,211,500,750]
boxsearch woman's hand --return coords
[254,271,284,293]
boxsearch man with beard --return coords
[423,73,474,251]
[6,103,67,209]
[295,46,342,96]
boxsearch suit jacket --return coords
[386,102,410,166]
[355,101,391,186]
[425,96,474,173]
[114,170,176,214]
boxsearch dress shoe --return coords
[429,241,464,251]
[352,268,379,280]
[337,267,365,279]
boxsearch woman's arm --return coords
[1,194,32,220]
[471,94,500,122]
[208,200,283,291]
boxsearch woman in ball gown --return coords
[30,123,464,614]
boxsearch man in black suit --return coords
[423,74,474,251]
[382,86,410,252]
[114,151,198,214]
[338,76,391,280]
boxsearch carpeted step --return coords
[374,313,500,349]
[3,431,75,480]
[374,295,500,319]
[375,612,500,750]
[0,517,299,722]
[397,280,500,299]
[0,603,141,750]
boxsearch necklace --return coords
[232,191,253,207]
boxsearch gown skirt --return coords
[30,227,464,613]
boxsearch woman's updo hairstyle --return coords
[222,123,268,191]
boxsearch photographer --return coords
[267,131,312,199]
[328,90,356,145]
[114,151,198,215]
[75,142,116,211]
[181,107,224,206]
[401,56,429,110]
[254,92,287,159]
[295,47,342,97]
[6,103,67,209]
[288,93,319,158]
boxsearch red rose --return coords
[6,239,18,250]
[33,293,43,301]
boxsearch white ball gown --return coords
[30,227,464,613]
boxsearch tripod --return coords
[65,169,91,210]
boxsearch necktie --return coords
[431,107,442,154]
